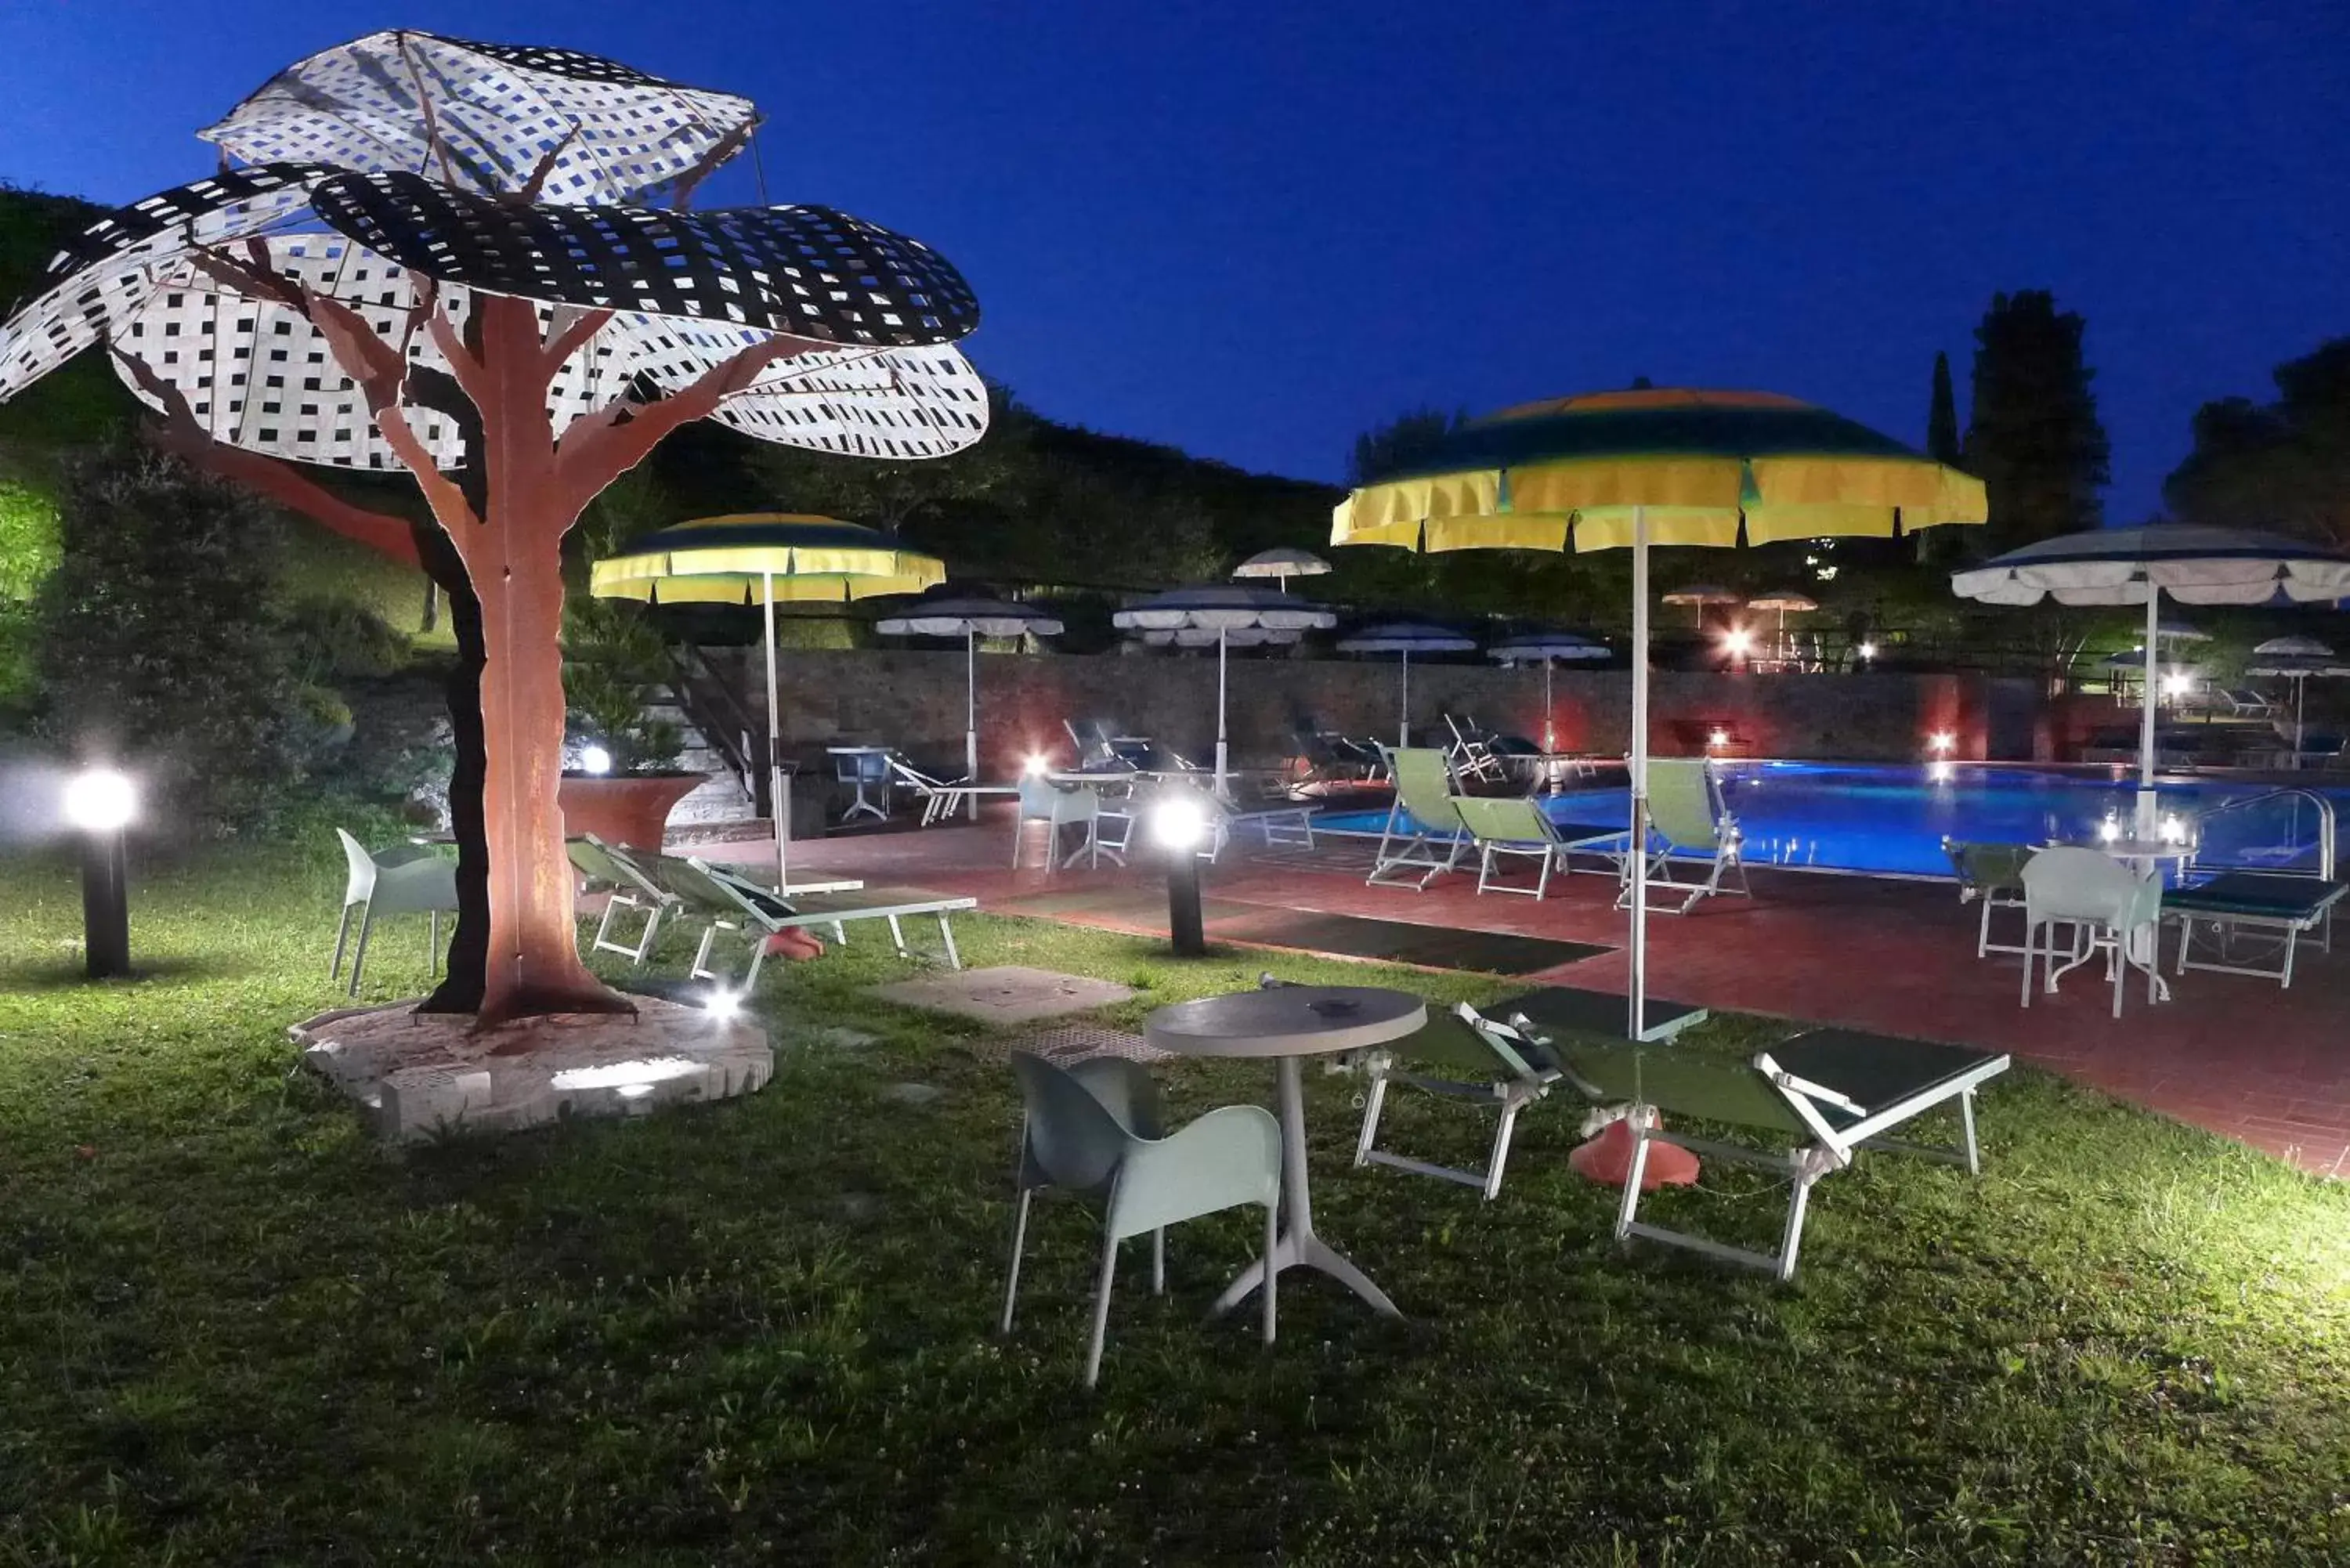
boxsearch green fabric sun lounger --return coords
[641,856,977,987]
[1350,985,1708,1198]
[2163,871,2344,988]
[1555,1028,2010,1281]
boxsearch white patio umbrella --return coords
[2247,636,2348,768]
[1111,584,1335,793]
[1336,622,1478,748]
[1953,525,2350,829]
[875,592,1065,819]
[1488,631,1612,753]
[1231,546,1331,592]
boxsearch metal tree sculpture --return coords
[0,34,986,1025]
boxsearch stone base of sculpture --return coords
[291,998,772,1143]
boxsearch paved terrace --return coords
[690,815,2350,1178]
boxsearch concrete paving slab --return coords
[872,964,1135,1024]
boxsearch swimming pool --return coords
[1314,762,2350,879]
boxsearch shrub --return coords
[34,446,316,833]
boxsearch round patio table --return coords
[1144,985,1426,1319]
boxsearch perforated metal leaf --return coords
[308,172,978,345]
[199,30,757,204]
[0,164,328,401]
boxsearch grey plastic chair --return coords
[331,828,459,997]
[1000,1051,1282,1388]
[1943,838,2037,958]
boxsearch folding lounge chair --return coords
[1350,985,1709,1199]
[1942,838,2037,958]
[1450,793,1624,898]
[1618,757,1748,914]
[642,855,976,987]
[1442,713,1508,786]
[1555,1029,2011,1281]
[2164,871,2345,988]
[888,753,1018,827]
[1365,747,1472,889]
[566,833,682,965]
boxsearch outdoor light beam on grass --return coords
[63,766,136,979]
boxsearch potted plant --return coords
[558,593,706,851]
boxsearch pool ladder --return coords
[2191,788,2336,880]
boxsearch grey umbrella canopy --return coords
[1954,525,2350,824]
[2247,636,2348,767]
[1489,631,1611,753]
[1336,622,1478,747]
[1231,546,1331,591]
[1112,585,1335,791]
[876,593,1065,816]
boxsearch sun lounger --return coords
[1366,746,1471,889]
[567,833,681,965]
[1350,985,1708,1199]
[1619,757,1748,913]
[888,753,1020,827]
[639,855,975,986]
[1448,793,1625,898]
[1555,1028,2010,1281]
[2164,871,2345,988]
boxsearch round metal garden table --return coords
[1144,985,1426,1319]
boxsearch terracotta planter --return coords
[557,772,707,853]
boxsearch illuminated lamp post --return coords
[64,767,137,979]
[1151,793,1210,957]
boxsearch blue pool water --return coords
[1315,762,2350,879]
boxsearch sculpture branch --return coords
[302,291,481,533]
[551,333,810,513]
[538,305,613,376]
[111,345,423,566]
[670,117,759,210]
[515,128,581,204]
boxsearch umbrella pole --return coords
[764,569,789,894]
[1216,627,1231,798]
[1629,506,1650,1042]
[1543,659,1556,756]
[1400,650,1411,750]
[2138,588,2160,836]
[2294,676,2305,769]
[965,628,980,822]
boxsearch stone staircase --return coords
[644,689,757,827]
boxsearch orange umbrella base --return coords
[1568,1117,1701,1189]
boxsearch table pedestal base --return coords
[1210,1055,1402,1321]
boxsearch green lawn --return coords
[1,841,2345,1566]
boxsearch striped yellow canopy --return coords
[589,513,945,605]
[1332,388,1987,553]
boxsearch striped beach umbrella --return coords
[1113,584,1336,792]
[1332,386,1986,1042]
[1488,631,1612,753]
[876,591,1065,817]
[1336,621,1477,748]
[592,514,944,890]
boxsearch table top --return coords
[2059,837,2194,859]
[1145,985,1427,1059]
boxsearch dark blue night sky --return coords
[5,2,2344,519]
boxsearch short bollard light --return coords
[63,766,137,980]
[1151,794,1210,957]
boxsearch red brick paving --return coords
[689,816,2350,1177]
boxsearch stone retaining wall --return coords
[697,645,2038,779]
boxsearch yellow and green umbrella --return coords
[591,514,945,891]
[1332,387,1986,1040]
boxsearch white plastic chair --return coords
[1000,1051,1282,1388]
[331,828,459,997]
[1010,777,1125,870]
[2019,847,2164,1017]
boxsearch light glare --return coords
[1152,795,1210,851]
[578,743,613,776]
[63,768,137,833]
[1928,731,1956,753]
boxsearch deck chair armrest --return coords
[1767,1070,1868,1118]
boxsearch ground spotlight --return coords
[1857,640,1878,662]
[1151,794,1210,956]
[1928,731,1956,753]
[703,988,743,1023]
[578,743,613,776]
[65,766,136,979]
